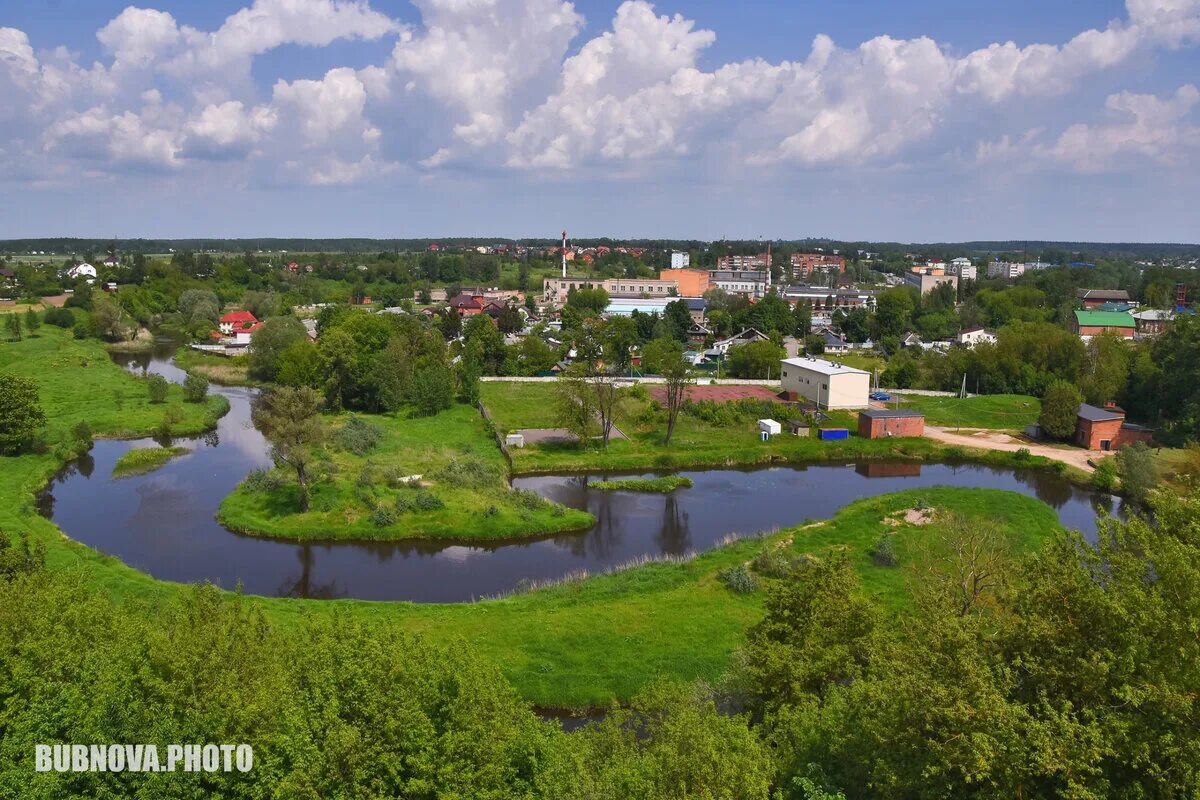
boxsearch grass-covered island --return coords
[218,404,593,542]
[111,445,188,478]
[591,476,694,493]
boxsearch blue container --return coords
[819,428,850,441]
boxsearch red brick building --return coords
[1074,403,1154,451]
[857,409,925,439]
[791,253,846,279]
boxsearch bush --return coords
[718,564,759,594]
[511,488,546,510]
[72,322,88,339]
[1092,457,1118,492]
[333,416,383,455]
[147,374,169,404]
[183,372,209,403]
[371,506,397,527]
[1014,447,1032,462]
[71,421,92,443]
[356,462,374,488]
[432,456,500,489]
[244,468,283,493]
[44,307,75,328]
[751,547,796,579]
[396,488,445,514]
[870,533,900,567]
[1115,442,1159,505]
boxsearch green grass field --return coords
[112,445,188,478]
[218,404,594,541]
[174,348,256,386]
[896,393,1041,431]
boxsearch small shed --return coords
[758,419,782,437]
[858,409,926,439]
[505,433,526,449]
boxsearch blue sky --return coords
[1,0,1198,242]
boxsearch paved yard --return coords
[925,426,1100,472]
[648,384,783,406]
[515,426,628,445]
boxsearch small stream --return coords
[37,346,1121,603]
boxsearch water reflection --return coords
[39,350,1120,603]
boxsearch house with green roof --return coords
[1072,310,1136,339]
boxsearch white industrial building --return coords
[779,357,870,410]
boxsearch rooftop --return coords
[1077,403,1125,422]
[1077,288,1131,301]
[1074,310,1135,328]
[860,409,924,419]
[780,357,870,377]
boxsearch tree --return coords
[23,308,40,335]
[804,334,826,355]
[251,387,324,512]
[1039,380,1083,440]
[566,286,609,316]
[912,514,1012,617]
[662,299,693,342]
[0,374,46,454]
[183,373,209,403]
[555,366,599,445]
[275,340,325,389]
[89,294,130,341]
[727,340,785,379]
[874,288,916,339]
[1080,331,1130,405]
[147,374,169,404]
[249,316,308,381]
[177,289,220,324]
[1115,441,1159,505]
[643,338,694,445]
[409,362,454,416]
[5,313,21,341]
[458,344,482,406]
[839,307,870,343]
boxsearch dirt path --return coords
[925,426,1099,473]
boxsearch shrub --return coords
[244,468,283,493]
[432,456,500,489]
[71,421,92,443]
[334,416,383,455]
[718,564,759,594]
[396,488,445,514]
[870,533,899,567]
[1092,457,1118,492]
[72,322,88,339]
[1014,448,1032,462]
[1115,442,1159,505]
[44,307,75,328]
[356,462,374,488]
[511,488,546,510]
[183,373,209,403]
[371,506,397,527]
[147,374,169,404]
[751,547,796,579]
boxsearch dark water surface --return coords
[38,348,1120,603]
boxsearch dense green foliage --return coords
[0,374,46,454]
[1039,381,1084,440]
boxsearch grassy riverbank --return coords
[112,446,188,478]
[217,404,594,542]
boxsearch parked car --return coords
[869,392,892,401]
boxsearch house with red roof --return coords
[448,293,484,317]
[219,310,259,335]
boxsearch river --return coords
[37,346,1120,603]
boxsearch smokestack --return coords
[561,229,567,278]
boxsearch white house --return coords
[780,357,870,410]
[957,326,998,348]
[65,263,97,280]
